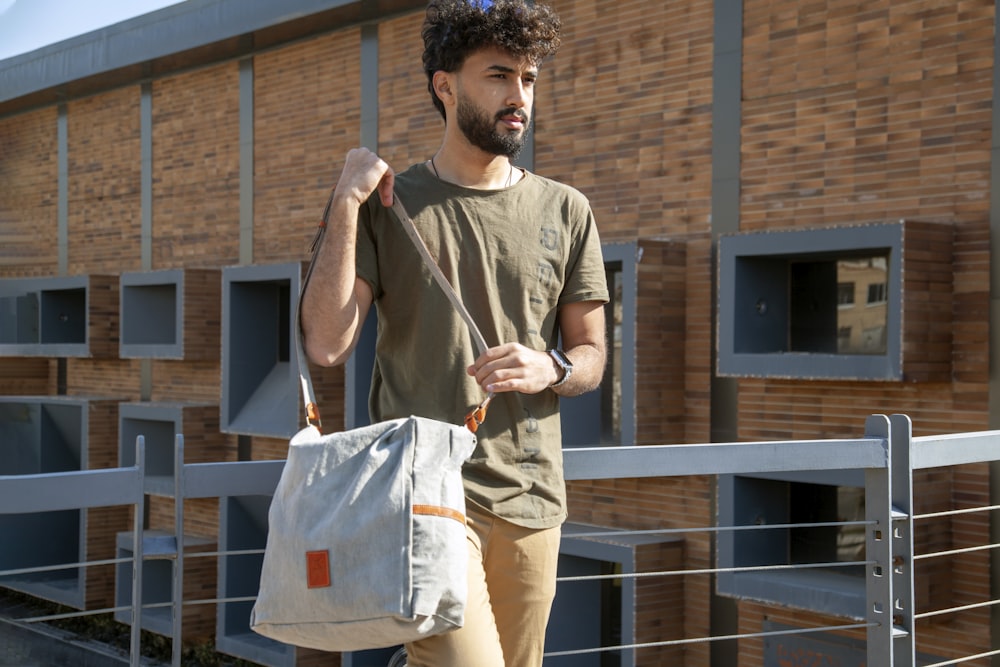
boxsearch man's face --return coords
[452,47,537,158]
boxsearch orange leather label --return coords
[413,504,466,524]
[306,550,331,588]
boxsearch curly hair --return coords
[422,0,562,119]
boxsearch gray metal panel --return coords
[710,0,744,476]
[139,82,155,400]
[57,105,68,275]
[710,49,741,190]
[141,83,153,271]
[118,401,204,495]
[239,58,254,266]
[221,262,302,437]
[215,495,294,667]
[992,0,1000,298]
[0,275,93,356]
[345,308,378,430]
[360,23,379,151]
[0,0,357,104]
[717,222,904,380]
[119,269,185,358]
[725,570,866,620]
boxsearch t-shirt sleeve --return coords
[560,200,610,306]
[355,197,381,298]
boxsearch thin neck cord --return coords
[430,156,514,187]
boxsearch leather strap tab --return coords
[413,504,467,524]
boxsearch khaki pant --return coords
[405,505,562,667]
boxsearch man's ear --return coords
[432,70,455,106]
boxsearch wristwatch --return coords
[548,349,573,388]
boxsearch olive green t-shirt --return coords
[355,164,609,529]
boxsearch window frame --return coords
[717,223,904,381]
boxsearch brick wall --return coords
[81,398,124,609]
[253,29,363,263]
[0,108,59,276]
[66,87,142,276]
[152,63,242,270]
[378,12,442,170]
[735,0,995,664]
[634,240,687,444]
[0,359,53,395]
[684,236,714,444]
[545,0,715,241]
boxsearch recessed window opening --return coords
[790,482,866,574]
[790,253,889,356]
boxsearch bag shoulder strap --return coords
[388,198,489,357]
[296,190,493,433]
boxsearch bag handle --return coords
[296,189,494,434]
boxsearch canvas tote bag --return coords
[250,192,494,652]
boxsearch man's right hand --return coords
[335,148,395,208]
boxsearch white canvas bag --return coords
[250,193,494,651]
[250,416,476,651]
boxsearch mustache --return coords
[495,107,528,123]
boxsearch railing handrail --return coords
[180,459,285,498]
[163,427,1000,491]
[563,437,888,480]
[0,466,143,513]
[912,428,1000,469]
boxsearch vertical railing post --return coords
[888,414,916,666]
[130,435,146,667]
[865,414,894,666]
[172,434,185,667]
[865,414,916,667]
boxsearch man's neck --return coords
[429,145,518,190]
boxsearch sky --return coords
[0,0,187,60]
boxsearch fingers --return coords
[466,344,555,395]
[335,148,394,205]
[377,170,395,207]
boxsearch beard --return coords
[456,95,531,159]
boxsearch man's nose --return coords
[507,81,529,109]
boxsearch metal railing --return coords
[0,436,148,665]
[1,413,998,666]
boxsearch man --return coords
[301,1,609,664]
